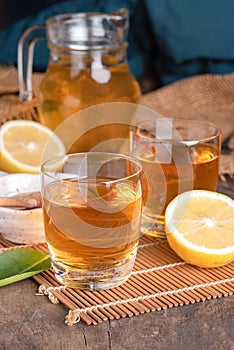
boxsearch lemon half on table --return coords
[165,190,234,268]
[0,120,65,173]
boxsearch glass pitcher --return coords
[18,9,141,152]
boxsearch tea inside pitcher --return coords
[38,59,140,151]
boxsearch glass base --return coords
[140,214,167,240]
[50,249,137,290]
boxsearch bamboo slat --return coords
[0,234,233,326]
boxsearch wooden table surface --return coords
[1,177,234,350]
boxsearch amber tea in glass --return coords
[130,118,221,238]
[41,152,142,290]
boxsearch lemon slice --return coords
[165,190,234,268]
[0,120,65,174]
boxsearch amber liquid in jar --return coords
[38,56,141,152]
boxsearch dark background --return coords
[0,0,56,28]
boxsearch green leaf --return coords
[0,248,51,287]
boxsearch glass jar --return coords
[18,9,141,152]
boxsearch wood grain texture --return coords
[0,279,233,350]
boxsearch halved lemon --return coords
[165,190,234,268]
[0,120,65,174]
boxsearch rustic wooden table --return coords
[1,178,234,350]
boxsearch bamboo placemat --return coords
[0,234,233,326]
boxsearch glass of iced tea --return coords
[41,152,143,290]
[130,118,221,239]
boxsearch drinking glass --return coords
[41,152,142,290]
[130,118,221,239]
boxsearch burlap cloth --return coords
[0,65,233,178]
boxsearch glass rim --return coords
[45,9,129,50]
[134,117,221,144]
[41,151,143,185]
[46,8,129,25]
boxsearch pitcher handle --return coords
[18,25,46,102]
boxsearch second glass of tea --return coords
[41,152,142,290]
[130,118,221,239]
